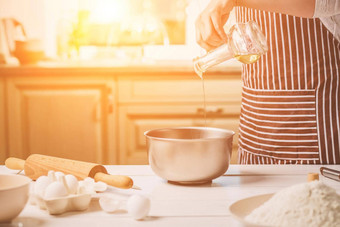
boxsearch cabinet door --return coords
[6,77,116,164]
[0,78,6,164]
[118,104,240,164]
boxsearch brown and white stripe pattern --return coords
[236,7,340,164]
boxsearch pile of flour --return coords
[245,181,340,227]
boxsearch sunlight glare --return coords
[90,0,128,23]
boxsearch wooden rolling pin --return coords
[5,154,133,189]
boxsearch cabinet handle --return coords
[196,107,223,114]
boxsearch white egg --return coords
[83,177,95,185]
[48,170,56,182]
[77,181,84,192]
[65,174,79,194]
[54,171,65,177]
[55,172,65,182]
[127,195,151,220]
[44,181,68,199]
[34,176,51,197]
[94,181,107,192]
[78,181,95,194]
[99,196,122,213]
[77,177,96,194]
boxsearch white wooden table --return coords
[1,165,340,227]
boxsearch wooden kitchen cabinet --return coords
[0,67,241,165]
[0,78,6,164]
[118,104,241,164]
[118,74,242,164]
[6,75,117,164]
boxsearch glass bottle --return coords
[193,21,268,78]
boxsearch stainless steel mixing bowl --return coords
[144,127,234,184]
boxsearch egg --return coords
[94,181,107,192]
[44,181,68,199]
[83,177,95,185]
[99,196,122,213]
[34,176,51,197]
[127,195,151,220]
[55,172,65,182]
[64,174,79,194]
[48,170,56,182]
[78,181,95,194]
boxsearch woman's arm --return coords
[195,0,317,51]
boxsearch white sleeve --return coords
[313,0,340,17]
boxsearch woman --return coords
[195,0,340,164]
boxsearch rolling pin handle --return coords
[94,172,133,189]
[5,157,25,170]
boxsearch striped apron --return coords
[236,7,340,164]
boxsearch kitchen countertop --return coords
[0,59,242,76]
[2,164,339,227]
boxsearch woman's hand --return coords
[195,0,236,51]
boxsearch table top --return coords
[1,164,340,227]
[0,59,241,75]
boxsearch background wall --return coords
[0,0,235,59]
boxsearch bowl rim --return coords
[0,174,32,192]
[144,126,235,142]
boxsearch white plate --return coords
[229,193,274,227]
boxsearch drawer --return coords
[118,74,242,104]
[118,104,240,165]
